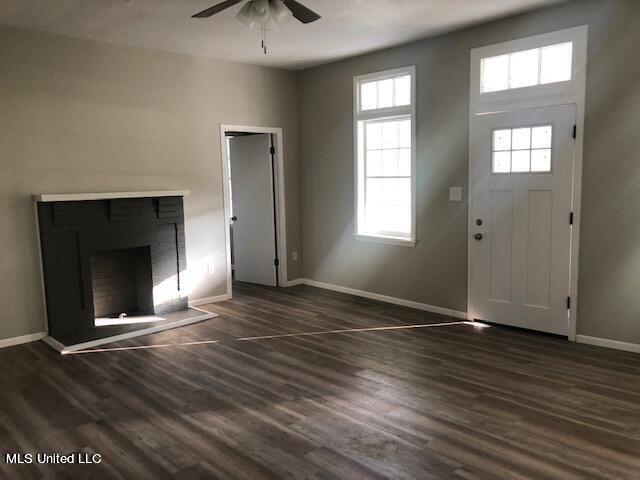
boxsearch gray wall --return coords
[298,0,640,344]
[0,25,300,341]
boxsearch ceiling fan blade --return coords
[282,0,321,23]
[192,0,244,18]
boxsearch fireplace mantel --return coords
[34,190,190,202]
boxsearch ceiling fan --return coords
[193,0,320,24]
[192,0,321,54]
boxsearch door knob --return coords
[474,233,483,241]
[231,216,238,222]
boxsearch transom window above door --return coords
[481,42,573,93]
[492,125,553,173]
[354,66,416,245]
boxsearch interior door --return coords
[229,134,277,287]
[469,105,576,335]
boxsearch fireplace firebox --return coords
[90,246,154,320]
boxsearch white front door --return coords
[469,105,576,335]
[229,134,278,287]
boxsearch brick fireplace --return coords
[36,192,190,344]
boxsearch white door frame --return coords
[219,125,287,297]
[468,26,588,341]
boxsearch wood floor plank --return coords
[0,281,638,479]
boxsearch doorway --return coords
[220,125,287,296]
[469,105,576,336]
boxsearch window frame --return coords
[353,65,417,247]
[470,26,588,114]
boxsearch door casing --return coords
[220,125,288,297]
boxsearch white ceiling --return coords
[0,0,565,70]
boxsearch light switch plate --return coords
[449,187,463,202]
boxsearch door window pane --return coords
[511,150,531,172]
[512,128,531,150]
[531,149,552,172]
[493,129,511,151]
[532,126,552,148]
[492,125,552,173]
[493,151,511,173]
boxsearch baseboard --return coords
[0,331,47,349]
[576,335,640,354]
[286,278,468,320]
[188,294,231,307]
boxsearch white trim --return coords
[0,332,47,349]
[219,125,288,297]
[353,65,417,245]
[285,278,467,320]
[576,335,640,355]
[34,191,190,202]
[188,294,231,307]
[353,234,416,247]
[468,27,588,341]
[42,307,217,354]
[41,335,66,352]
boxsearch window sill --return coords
[354,234,416,247]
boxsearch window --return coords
[355,67,415,244]
[481,42,573,93]
[492,125,553,173]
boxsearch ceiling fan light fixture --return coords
[269,0,293,24]
[250,0,271,22]
[236,2,257,28]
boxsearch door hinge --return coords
[270,146,276,155]
[569,212,574,225]
[274,258,280,267]
[572,125,577,139]
[567,296,571,309]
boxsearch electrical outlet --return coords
[292,251,298,261]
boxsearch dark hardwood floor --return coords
[1,282,639,479]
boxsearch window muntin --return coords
[492,125,553,173]
[355,67,415,242]
[481,42,573,93]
